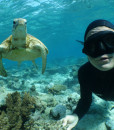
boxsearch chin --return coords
[96,63,114,71]
[88,54,114,71]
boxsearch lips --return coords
[100,57,109,60]
[98,56,112,64]
[96,55,112,63]
[100,56,112,60]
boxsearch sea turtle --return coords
[0,18,48,77]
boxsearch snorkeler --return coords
[62,19,114,130]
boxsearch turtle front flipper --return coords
[41,47,47,74]
[0,55,7,77]
[33,44,47,74]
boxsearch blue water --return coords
[1,0,114,66]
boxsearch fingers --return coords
[62,118,68,127]
[67,122,77,130]
[61,115,78,130]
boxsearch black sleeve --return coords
[73,65,92,120]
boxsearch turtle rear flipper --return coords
[0,55,7,77]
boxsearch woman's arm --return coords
[73,65,92,120]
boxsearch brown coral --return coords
[0,91,36,130]
[0,111,10,129]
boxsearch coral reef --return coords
[0,57,113,130]
[0,111,10,129]
[0,91,36,129]
[24,119,67,130]
[0,91,66,129]
[50,104,66,120]
[7,79,26,90]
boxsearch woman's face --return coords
[88,53,114,71]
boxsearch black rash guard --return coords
[73,62,114,120]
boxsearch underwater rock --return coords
[76,116,107,130]
[72,83,80,95]
[46,66,68,75]
[75,95,114,130]
[0,80,5,86]
[105,107,114,130]
[50,104,66,120]
[13,77,19,82]
[47,84,67,95]
[65,93,80,111]
[105,119,114,130]
[64,77,78,88]
[7,78,27,90]
[29,84,39,96]
[70,65,78,78]
[35,96,47,113]
[30,85,36,92]
[38,94,58,107]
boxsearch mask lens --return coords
[82,41,98,57]
[103,34,114,48]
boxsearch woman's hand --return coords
[61,114,79,130]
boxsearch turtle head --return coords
[12,18,27,48]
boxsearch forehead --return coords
[13,18,27,23]
[85,26,114,41]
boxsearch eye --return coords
[13,21,16,24]
[14,38,18,41]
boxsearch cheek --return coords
[111,57,114,66]
[109,54,114,65]
[90,59,98,67]
[88,56,96,64]
[88,57,96,66]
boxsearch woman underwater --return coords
[62,19,114,130]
